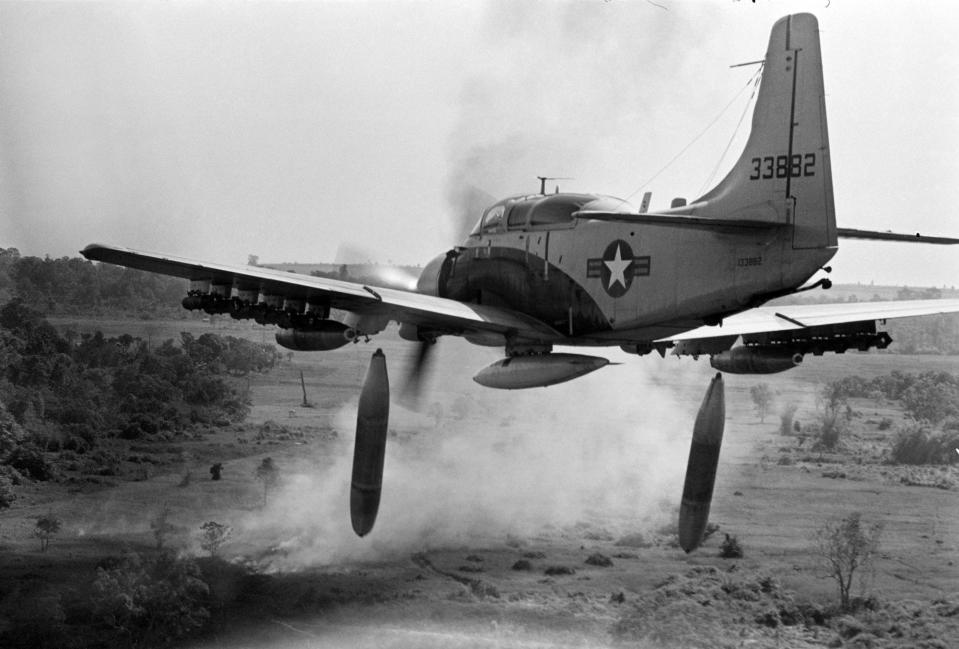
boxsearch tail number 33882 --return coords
[749,153,816,180]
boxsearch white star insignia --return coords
[604,244,632,290]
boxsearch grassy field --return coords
[2,316,957,648]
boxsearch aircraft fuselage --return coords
[419,192,835,347]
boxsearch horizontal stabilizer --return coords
[837,228,959,245]
[574,211,786,231]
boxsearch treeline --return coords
[827,371,959,424]
[0,247,187,317]
[0,299,277,491]
[825,371,959,465]
[3,247,958,353]
[773,285,959,355]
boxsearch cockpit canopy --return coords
[469,193,636,236]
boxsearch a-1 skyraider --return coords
[82,14,959,551]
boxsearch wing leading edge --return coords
[80,243,562,344]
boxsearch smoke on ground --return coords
[237,339,714,569]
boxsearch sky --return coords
[0,0,956,287]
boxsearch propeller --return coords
[400,335,437,409]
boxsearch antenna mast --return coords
[536,176,573,195]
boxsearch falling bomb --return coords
[678,372,726,553]
[350,349,390,537]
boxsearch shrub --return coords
[92,550,210,645]
[719,533,744,558]
[811,407,848,451]
[780,403,799,436]
[199,521,232,558]
[6,443,56,481]
[750,383,773,422]
[888,426,959,465]
[585,553,613,567]
[544,565,575,576]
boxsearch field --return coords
[2,316,958,648]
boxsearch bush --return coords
[199,521,232,558]
[888,426,959,465]
[750,383,773,422]
[811,407,848,451]
[92,550,210,645]
[719,534,744,558]
[6,443,56,481]
[585,553,613,567]
[780,403,799,436]
[544,565,575,576]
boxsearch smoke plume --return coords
[237,339,714,569]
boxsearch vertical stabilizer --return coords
[690,14,835,250]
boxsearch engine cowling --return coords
[415,249,458,297]
[709,346,803,374]
[275,321,355,351]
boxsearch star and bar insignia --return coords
[587,240,651,298]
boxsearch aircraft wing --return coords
[80,243,562,343]
[660,299,959,348]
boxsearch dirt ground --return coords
[2,319,958,648]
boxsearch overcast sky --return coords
[0,0,956,287]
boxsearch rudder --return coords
[690,14,836,250]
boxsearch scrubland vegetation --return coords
[0,247,957,647]
[0,299,276,488]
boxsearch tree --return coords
[92,550,210,644]
[816,512,882,610]
[34,512,62,552]
[255,457,279,506]
[900,373,959,424]
[199,521,232,558]
[749,383,773,422]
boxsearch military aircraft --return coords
[81,14,959,551]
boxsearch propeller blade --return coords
[400,339,436,408]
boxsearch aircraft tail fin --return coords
[689,13,835,250]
